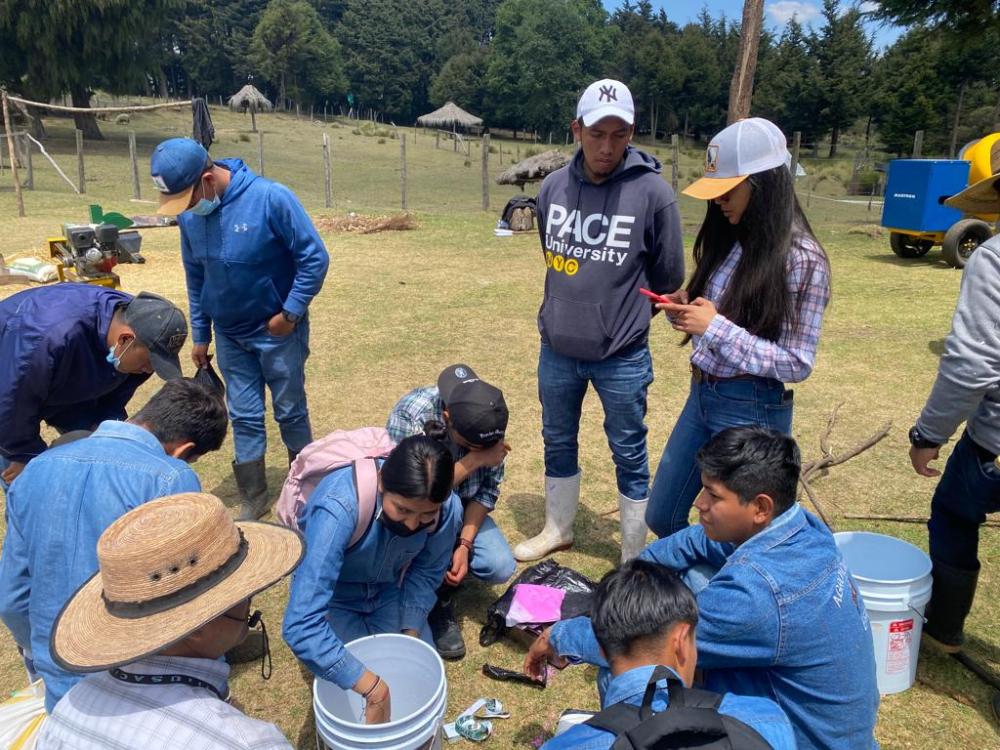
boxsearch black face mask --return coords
[378,509,436,538]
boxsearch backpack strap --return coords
[348,458,380,548]
[584,702,643,741]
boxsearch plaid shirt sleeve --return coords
[461,461,503,511]
[693,239,830,383]
[386,387,441,443]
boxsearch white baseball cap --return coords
[577,79,634,127]
[683,118,789,200]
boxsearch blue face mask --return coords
[188,180,220,216]
[106,338,135,371]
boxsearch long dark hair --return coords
[686,165,829,342]
[380,431,454,504]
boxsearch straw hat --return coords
[51,493,303,672]
[945,139,1000,214]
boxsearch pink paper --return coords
[505,583,566,627]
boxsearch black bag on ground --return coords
[500,194,537,231]
[584,667,773,750]
[479,558,597,646]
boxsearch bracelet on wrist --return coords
[361,675,382,701]
[456,538,473,552]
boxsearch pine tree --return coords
[814,0,874,157]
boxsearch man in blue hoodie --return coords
[151,138,329,520]
[515,79,684,564]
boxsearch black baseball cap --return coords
[123,292,188,380]
[437,364,508,447]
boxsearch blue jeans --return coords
[646,376,793,538]
[928,430,1000,571]
[329,583,434,646]
[538,342,654,500]
[468,514,517,584]
[214,318,313,463]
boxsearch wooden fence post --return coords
[670,134,679,193]
[76,129,86,194]
[2,91,25,217]
[482,134,490,211]
[257,131,264,176]
[400,136,408,210]
[128,131,141,200]
[20,132,33,190]
[322,133,332,209]
[791,131,801,186]
[913,130,924,158]
[435,131,440,149]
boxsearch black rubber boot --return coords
[923,558,979,653]
[233,458,270,521]
[226,629,264,664]
[428,587,466,660]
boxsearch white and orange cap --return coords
[683,118,789,200]
[577,79,634,127]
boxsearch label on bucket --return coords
[886,619,914,675]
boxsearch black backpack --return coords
[584,667,774,750]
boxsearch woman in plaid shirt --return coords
[646,118,831,538]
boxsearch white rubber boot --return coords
[619,493,649,563]
[513,473,581,562]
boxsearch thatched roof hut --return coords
[496,150,570,191]
[228,84,272,132]
[416,101,482,131]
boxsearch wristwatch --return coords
[281,310,301,325]
[908,425,941,450]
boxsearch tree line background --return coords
[1,0,999,158]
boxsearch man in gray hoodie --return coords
[908,170,1000,654]
[514,79,684,564]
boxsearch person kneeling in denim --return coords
[526,427,880,750]
[386,365,516,660]
[535,558,794,750]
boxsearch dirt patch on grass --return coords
[315,212,418,234]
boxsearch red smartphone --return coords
[639,288,672,304]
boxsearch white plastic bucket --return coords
[313,633,447,749]
[834,531,933,695]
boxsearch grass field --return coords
[1,106,997,748]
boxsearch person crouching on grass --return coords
[526,427,880,750]
[386,364,515,660]
[282,433,462,724]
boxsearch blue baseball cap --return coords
[150,138,213,216]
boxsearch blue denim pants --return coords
[328,582,434,646]
[214,318,313,464]
[928,430,1000,571]
[646,376,793,538]
[538,342,654,501]
[467,514,517,584]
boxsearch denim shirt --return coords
[282,465,461,689]
[542,664,796,750]
[0,421,201,711]
[550,505,880,750]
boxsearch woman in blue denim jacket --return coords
[282,434,462,724]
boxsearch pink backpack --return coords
[276,426,396,545]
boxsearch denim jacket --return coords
[542,664,795,750]
[550,504,880,750]
[0,421,201,711]
[282,465,461,689]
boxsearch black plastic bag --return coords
[194,356,226,398]
[479,558,597,647]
